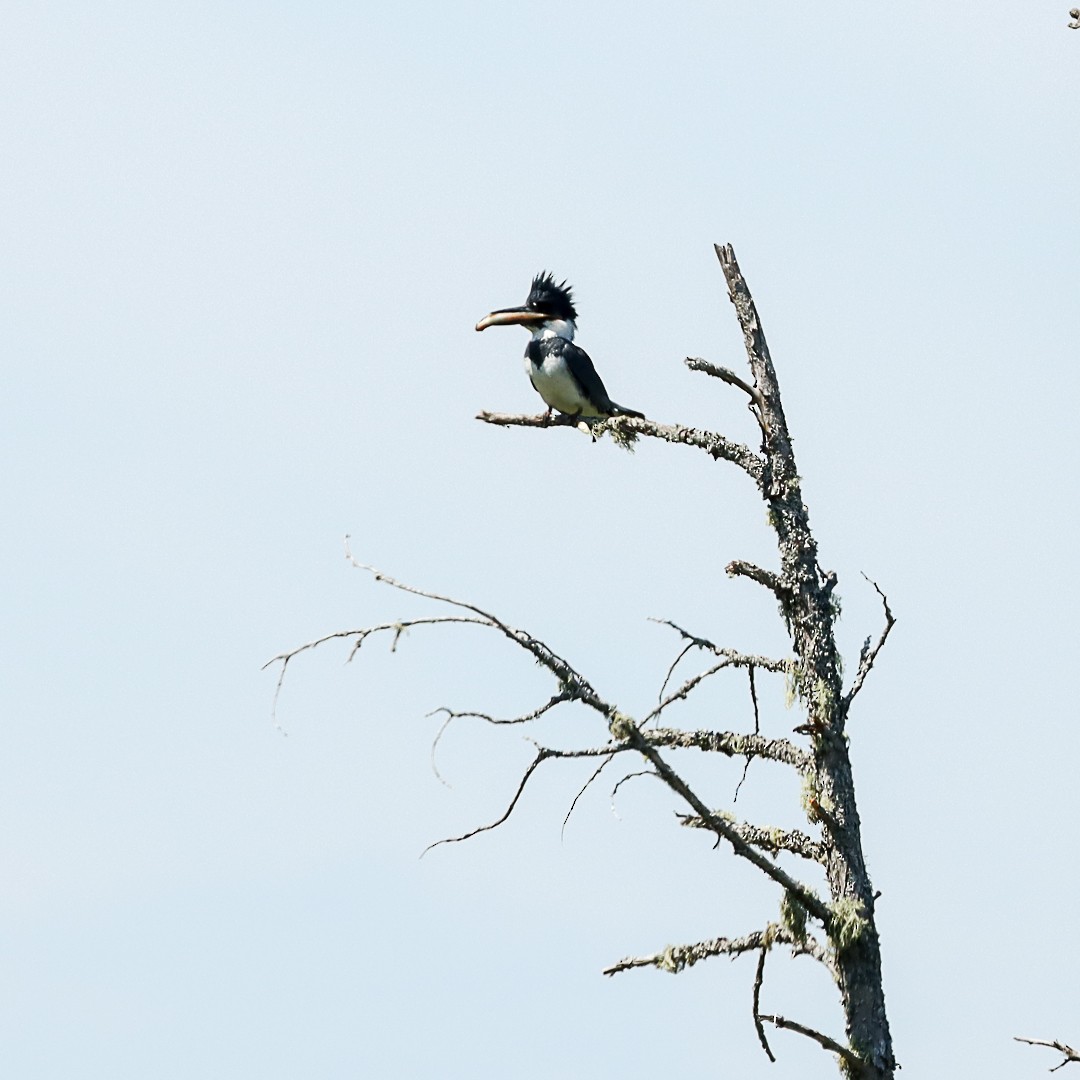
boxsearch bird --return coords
[475,272,645,420]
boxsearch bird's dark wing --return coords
[562,341,617,412]
[564,342,644,419]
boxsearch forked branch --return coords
[843,575,896,713]
[1014,1036,1080,1072]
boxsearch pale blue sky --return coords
[2,3,1078,1077]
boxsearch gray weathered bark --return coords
[714,245,894,1075]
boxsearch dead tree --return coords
[267,245,897,1077]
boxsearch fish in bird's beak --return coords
[475,306,548,332]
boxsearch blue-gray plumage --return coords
[475,272,644,419]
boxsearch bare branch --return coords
[428,693,573,730]
[748,665,761,732]
[759,1013,868,1075]
[842,574,896,713]
[1015,1037,1080,1071]
[752,945,776,1063]
[642,658,735,725]
[427,694,575,786]
[263,616,489,672]
[561,753,616,838]
[603,926,833,977]
[341,553,618,722]
[685,356,765,411]
[476,409,766,486]
[650,618,792,674]
[424,742,629,854]
[727,559,785,597]
[678,814,826,863]
[732,665,761,801]
[732,755,753,802]
[646,727,810,770]
[615,721,830,926]
[656,640,696,703]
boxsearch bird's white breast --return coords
[525,351,596,416]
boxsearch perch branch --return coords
[476,409,765,486]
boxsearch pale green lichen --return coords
[608,713,636,742]
[657,946,681,973]
[780,891,807,943]
[800,773,822,821]
[784,672,798,710]
[592,417,638,452]
[725,733,749,756]
[828,897,868,951]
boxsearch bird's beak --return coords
[475,306,547,332]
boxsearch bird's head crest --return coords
[526,272,577,322]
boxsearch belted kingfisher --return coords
[475,272,645,420]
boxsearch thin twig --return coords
[423,743,627,855]
[427,694,574,786]
[642,659,734,725]
[610,769,656,809]
[842,574,896,713]
[732,756,753,802]
[649,618,792,674]
[752,946,776,1063]
[561,753,616,838]
[341,550,616,722]
[732,665,761,801]
[748,665,760,732]
[657,641,695,703]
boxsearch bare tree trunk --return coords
[716,246,894,1075]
